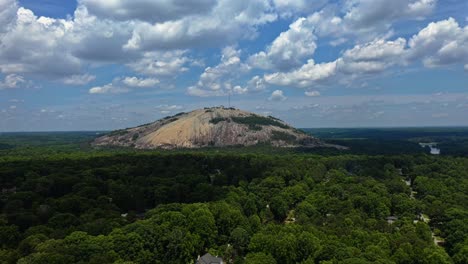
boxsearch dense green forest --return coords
[0,131,467,263]
[1,152,467,263]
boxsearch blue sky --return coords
[0,0,467,131]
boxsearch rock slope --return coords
[93,107,324,149]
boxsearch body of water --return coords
[419,143,441,155]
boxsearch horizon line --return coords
[1,125,468,133]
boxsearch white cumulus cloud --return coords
[62,74,96,85]
[187,46,250,97]
[246,75,267,92]
[89,83,128,94]
[89,76,162,94]
[122,77,159,88]
[408,18,468,67]
[260,17,467,90]
[305,0,437,42]
[272,0,328,16]
[0,74,26,89]
[0,0,18,33]
[0,6,81,77]
[265,59,337,88]
[337,38,407,74]
[268,90,287,101]
[128,50,191,76]
[344,0,437,30]
[123,0,277,51]
[248,17,317,71]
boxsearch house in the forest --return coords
[196,253,223,264]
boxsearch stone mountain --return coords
[92,107,326,149]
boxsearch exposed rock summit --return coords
[93,107,324,149]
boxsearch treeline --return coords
[316,139,426,155]
[0,153,467,263]
[437,139,468,156]
[303,128,468,156]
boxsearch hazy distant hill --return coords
[93,107,325,149]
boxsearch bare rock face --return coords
[92,107,324,149]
